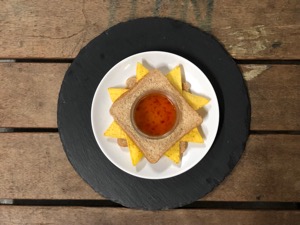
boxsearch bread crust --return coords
[110,70,202,163]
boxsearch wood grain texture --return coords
[1,63,299,130]
[212,0,300,59]
[0,63,68,128]
[0,132,100,200]
[204,134,300,202]
[243,65,300,130]
[0,0,299,59]
[0,206,299,225]
[0,133,299,201]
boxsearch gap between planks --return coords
[0,206,299,225]
[0,63,299,130]
[0,0,299,60]
[0,58,300,64]
[0,199,299,210]
[1,128,300,135]
[0,133,299,202]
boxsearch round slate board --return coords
[58,17,250,210]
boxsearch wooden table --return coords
[0,0,299,224]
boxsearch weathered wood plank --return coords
[0,0,299,59]
[0,133,100,199]
[0,133,299,201]
[0,63,68,128]
[204,134,300,202]
[242,65,300,130]
[0,206,299,225]
[0,63,299,130]
[212,0,300,59]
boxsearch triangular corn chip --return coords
[164,142,181,164]
[182,91,209,110]
[136,62,149,81]
[126,135,144,166]
[105,64,207,166]
[104,121,126,139]
[166,66,182,93]
[180,127,203,143]
[108,88,128,102]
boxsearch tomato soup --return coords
[133,92,177,137]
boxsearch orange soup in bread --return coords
[133,92,177,137]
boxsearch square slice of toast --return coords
[110,69,202,163]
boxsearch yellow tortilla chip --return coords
[104,121,126,139]
[104,120,184,164]
[164,142,181,164]
[105,64,207,166]
[166,66,182,93]
[182,91,209,110]
[108,88,128,102]
[180,127,204,143]
[136,62,149,81]
[126,135,144,166]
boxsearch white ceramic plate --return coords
[91,51,219,179]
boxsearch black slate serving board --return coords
[57,17,250,210]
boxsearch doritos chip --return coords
[180,127,203,143]
[108,88,128,102]
[182,91,209,110]
[104,121,126,139]
[164,142,181,164]
[166,65,182,93]
[136,62,149,81]
[126,135,144,165]
[105,63,207,166]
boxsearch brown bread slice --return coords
[110,70,202,163]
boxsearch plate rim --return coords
[91,50,220,179]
